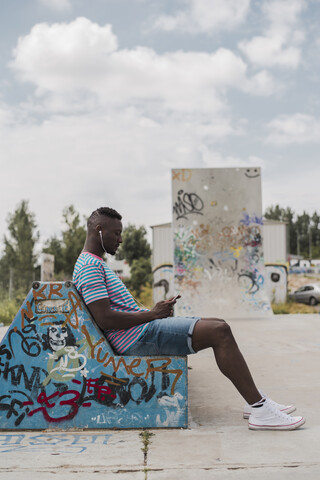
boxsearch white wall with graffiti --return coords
[171,168,272,317]
[265,265,288,304]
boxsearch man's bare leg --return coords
[192,318,262,405]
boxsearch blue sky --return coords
[1,0,320,248]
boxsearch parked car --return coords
[290,283,320,305]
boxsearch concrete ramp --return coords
[0,282,187,430]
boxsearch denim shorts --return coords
[121,316,201,356]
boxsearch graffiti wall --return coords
[153,264,174,304]
[0,282,187,430]
[172,168,272,317]
[265,265,288,304]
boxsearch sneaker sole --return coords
[243,405,296,419]
[248,417,305,431]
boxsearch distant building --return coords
[107,258,131,279]
[262,219,288,264]
[40,253,55,282]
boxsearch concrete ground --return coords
[0,314,319,480]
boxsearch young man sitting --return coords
[73,207,305,431]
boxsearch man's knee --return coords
[208,318,232,344]
[192,318,232,351]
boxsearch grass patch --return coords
[272,302,318,314]
[139,430,154,458]
[139,431,154,480]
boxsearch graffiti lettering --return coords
[35,299,71,315]
[8,323,42,358]
[240,213,263,227]
[85,378,116,401]
[25,389,81,423]
[33,283,63,302]
[0,363,48,397]
[62,291,83,329]
[209,257,238,275]
[81,325,182,394]
[101,367,169,406]
[172,169,192,182]
[0,344,12,360]
[24,377,117,423]
[238,268,264,294]
[20,301,36,329]
[44,346,87,384]
[173,190,204,220]
[0,390,33,426]
[0,433,112,454]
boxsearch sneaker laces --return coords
[252,399,293,421]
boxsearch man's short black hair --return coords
[87,207,122,228]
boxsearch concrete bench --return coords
[0,281,188,430]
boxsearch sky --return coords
[1,0,320,250]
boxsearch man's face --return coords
[100,218,123,255]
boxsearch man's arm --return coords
[87,296,179,331]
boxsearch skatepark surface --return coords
[0,314,319,480]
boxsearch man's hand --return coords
[151,295,181,319]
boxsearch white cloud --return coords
[39,0,72,12]
[0,103,272,249]
[266,113,320,144]
[244,70,279,96]
[200,149,266,169]
[0,108,229,242]
[153,0,250,33]
[11,17,118,93]
[10,17,277,121]
[239,0,306,68]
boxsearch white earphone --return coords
[99,229,108,255]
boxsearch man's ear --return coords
[95,224,102,234]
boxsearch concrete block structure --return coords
[172,167,272,317]
[0,282,188,430]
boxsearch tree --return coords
[295,211,311,257]
[311,211,320,258]
[264,204,284,221]
[116,224,152,297]
[116,224,151,265]
[0,200,39,296]
[265,205,320,258]
[43,205,86,278]
[126,257,152,296]
[61,205,87,274]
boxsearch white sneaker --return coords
[243,393,296,419]
[248,398,305,431]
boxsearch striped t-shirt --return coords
[73,252,149,353]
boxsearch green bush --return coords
[0,298,21,326]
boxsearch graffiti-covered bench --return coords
[0,282,188,430]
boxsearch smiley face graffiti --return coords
[245,168,260,178]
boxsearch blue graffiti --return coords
[240,213,263,227]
